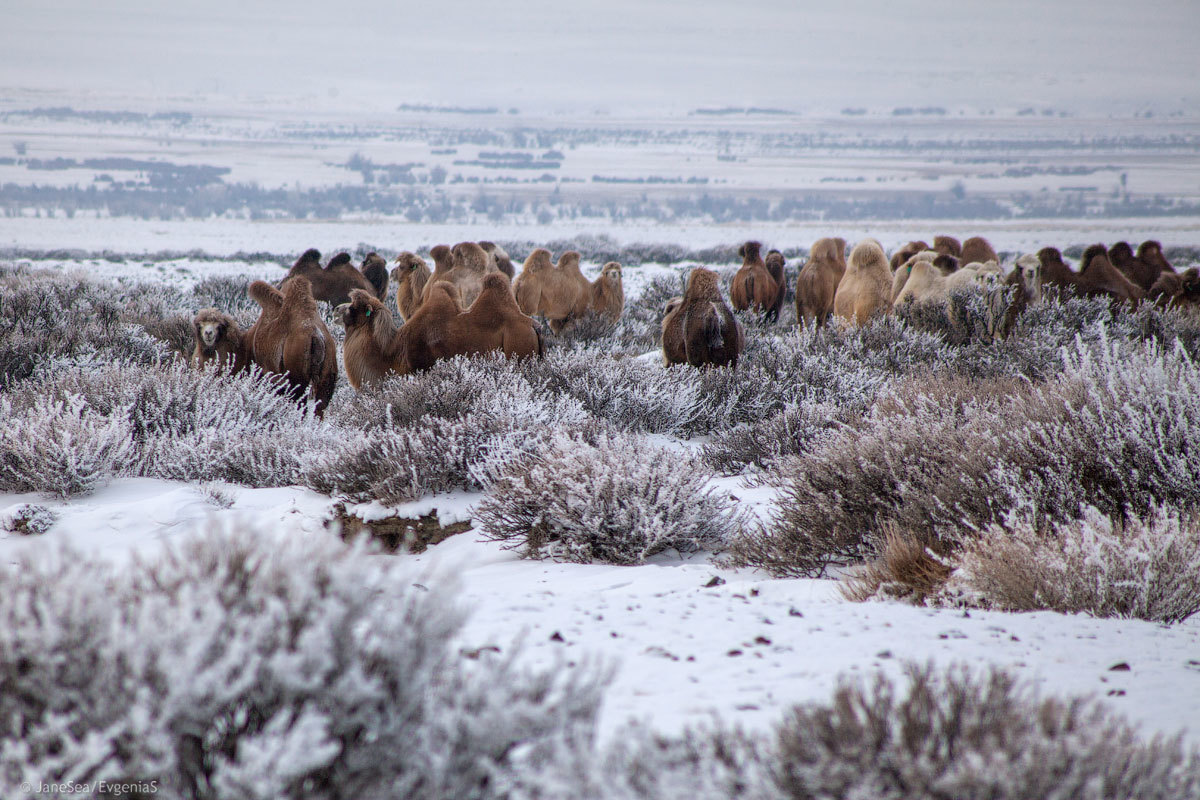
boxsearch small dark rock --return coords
[1109,662,1131,672]
[704,576,726,588]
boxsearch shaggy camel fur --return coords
[894,259,949,308]
[513,248,590,333]
[961,236,999,265]
[419,242,494,308]
[730,241,780,319]
[1109,240,1174,292]
[835,239,894,324]
[661,268,743,368]
[589,262,625,322]
[191,308,245,371]
[480,241,515,278]
[1149,267,1200,311]
[360,252,389,300]
[933,235,963,260]
[337,289,405,389]
[796,236,847,327]
[987,253,1042,340]
[889,240,929,271]
[892,252,958,302]
[245,276,337,415]
[390,252,431,322]
[1040,245,1144,307]
[283,249,380,307]
[401,275,542,371]
[944,261,1002,293]
[764,249,788,322]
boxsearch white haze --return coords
[2,0,1198,115]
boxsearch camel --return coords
[1149,267,1200,311]
[889,240,929,271]
[730,241,780,319]
[359,252,389,300]
[933,235,963,261]
[589,262,625,322]
[391,252,431,321]
[337,289,406,390]
[961,236,999,265]
[796,236,847,327]
[764,249,788,322]
[283,249,382,307]
[420,242,497,308]
[1109,240,1174,292]
[191,308,245,371]
[480,241,515,278]
[987,253,1042,339]
[833,239,893,325]
[244,276,338,415]
[661,268,743,368]
[944,261,1002,293]
[895,259,949,308]
[512,248,590,334]
[401,275,542,371]
[1040,245,1143,307]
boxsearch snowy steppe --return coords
[2,231,1199,749]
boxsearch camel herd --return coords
[190,235,1196,413]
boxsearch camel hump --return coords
[248,280,284,311]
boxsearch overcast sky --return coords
[3,0,1197,114]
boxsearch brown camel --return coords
[834,239,893,325]
[512,248,590,334]
[390,252,431,321]
[480,241,515,278]
[337,289,406,389]
[589,262,625,322]
[764,249,788,322]
[661,267,743,368]
[933,235,963,261]
[191,308,246,371]
[1149,267,1200,311]
[889,240,930,271]
[796,236,847,327]
[730,241,780,319]
[1109,240,1174,292]
[283,249,380,307]
[244,276,337,415]
[400,275,542,372]
[961,236,999,265]
[987,253,1042,340]
[1038,245,1144,306]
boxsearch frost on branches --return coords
[0,521,609,800]
[476,432,742,565]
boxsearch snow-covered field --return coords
[3,237,1199,754]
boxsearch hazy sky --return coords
[3,0,1198,114]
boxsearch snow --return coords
[3,477,1198,747]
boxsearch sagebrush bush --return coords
[839,523,954,603]
[702,401,860,474]
[476,432,742,564]
[523,663,1200,800]
[0,394,134,497]
[735,336,1200,577]
[0,521,610,799]
[960,505,1200,623]
[0,503,58,536]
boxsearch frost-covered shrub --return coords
[190,274,258,318]
[960,506,1200,623]
[523,664,1200,800]
[702,401,860,474]
[476,432,741,564]
[736,336,1200,577]
[0,394,133,497]
[332,353,583,432]
[527,346,702,435]
[764,663,1200,800]
[0,274,167,389]
[0,504,58,536]
[0,522,609,800]
[10,361,326,486]
[302,417,500,504]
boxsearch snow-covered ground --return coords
[2,479,1198,746]
[3,215,1199,261]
